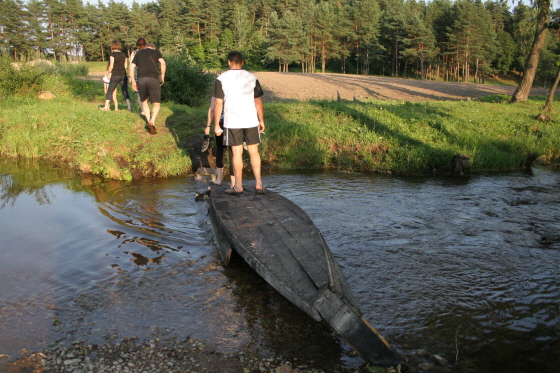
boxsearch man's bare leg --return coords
[231,145,244,192]
[150,102,161,126]
[247,144,262,190]
[141,100,151,123]
[137,93,143,114]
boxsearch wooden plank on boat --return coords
[207,184,406,368]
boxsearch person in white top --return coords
[212,51,265,195]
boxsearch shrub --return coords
[54,62,89,78]
[0,56,90,99]
[0,56,45,99]
[161,53,217,107]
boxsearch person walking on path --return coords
[100,40,131,111]
[212,51,265,194]
[204,95,235,187]
[129,37,147,114]
[130,42,166,135]
[103,60,117,104]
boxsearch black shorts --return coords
[223,126,261,146]
[137,77,161,103]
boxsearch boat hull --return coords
[207,184,405,367]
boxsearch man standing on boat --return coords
[212,51,265,195]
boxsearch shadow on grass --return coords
[307,100,459,174]
[164,103,210,172]
[66,77,105,102]
[310,100,540,173]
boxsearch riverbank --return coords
[0,334,451,373]
[2,86,559,180]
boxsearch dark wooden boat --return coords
[207,184,406,368]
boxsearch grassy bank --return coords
[1,71,559,179]
[261,97,560,175]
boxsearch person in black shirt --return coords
[130,43,166,135]
[100,40,131,111]
[129,38,146,114]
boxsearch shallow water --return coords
[0,161,559,372]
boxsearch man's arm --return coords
[255,97,265,133]
[214,98,224,136]
[106,56,115,78]
[205,97,216,136]
[129,62,137,91]
[159,58,166,85]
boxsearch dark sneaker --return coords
[201,135,213,152]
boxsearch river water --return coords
[0,160,558,372]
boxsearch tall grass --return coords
[260,98,560,175]
[0,97,192,180]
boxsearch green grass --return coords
[85,61,110,73]
[258,97,560,175]
[0,96,193,180]
[1,67,559,179]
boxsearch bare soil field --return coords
[253,72,549,102]
[88,71,549,102]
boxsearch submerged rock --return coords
[431,354,448,367]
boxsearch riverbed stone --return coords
[418,362,435,371]
[37,91,57,100]
[431,354,449,367]
[63,358,81,365]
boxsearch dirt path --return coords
[253,72,549,102]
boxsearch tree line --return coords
[1,0,560,83]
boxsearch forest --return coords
[1,0,560,84]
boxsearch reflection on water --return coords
[0,159,559,372]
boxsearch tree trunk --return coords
[321,43,326,73]
[511,6,549,103]
[543,65,560,111]
[474,58,479,83]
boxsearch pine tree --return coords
[314,0,343,73]
[202,0,222,45]
[401,9,437,79]
[446,0,497,82]
[159,21,175,52]
[425,0,454,80]
[25,0,49,58]
[348,0,382,75]
[492,30,515,73]
[128,2,159,52]
[184,0,204,45]
[266,10,306,71]
[380,0,407,76]
[1,0,29,59]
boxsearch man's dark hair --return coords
[227,51,244,64]
[136,38,146,47]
